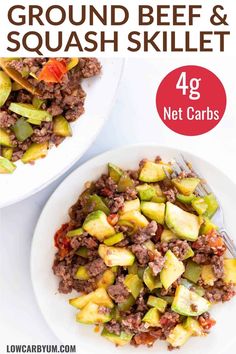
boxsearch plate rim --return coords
[30,143,236,347]
[0,58,126,208]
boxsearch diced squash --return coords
[160,250,185,290]
[161,229,177,243]
[172,177,200,196]
[143,267,162,291]
[139,161,172,182]
[83,211,115,241]
[124,274,143,299]
[97,269,116,289]
[76,302,112,324]
[223,259,236,284]
[141,202,165,224]
[98,245,135,267]
[101,328,133,346]
[119,210,149,228]
[108,163,123,183]
[142,308,161,327]
[69,288,114,309]
[183,261,202,283]
[147,296,167,313]
[167,324,191,347]
[121,198,140,214]
[201,265,216,286]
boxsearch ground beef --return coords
[107,276,130,303]
[122,187,138,201]
[149,251,165,276]
[192,232,226,256]
[85,258,106,277]
[131,221,158,244]
[107,195,125,213]
[159,311,180,337]
[98,306,111,315]
[211,255,224,279]
[135,291,148,313]
[79,58,102,78]
[130,244,150,266]
[168,239,190,261]
[104,320,121,336]
[31,122,53,143]
[122,313,143,333]
[0,111,16,128]
[163,188,177,203]
[204,280,236,303]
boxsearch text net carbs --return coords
[0,0,232,56]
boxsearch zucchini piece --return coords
[147,296,167,313]
[83,211,115,241]
[121,198,140,214]
[141,202,165,224]
[143,267,162,291]
[98,245,135,267]
[124,274,143,299]
[32,96,44,109]
[75,266,89,280]
[165,202,201,241]
[172,177,200,196]
[160,250,185,290]
[172,285,211,316]
[191,197,208,215]
[167,324,191,348]
[143,240,155,251]
[0,128,12,147]
[53,115,72,137]
[76,302,112,324]
[21,142,48,163]
[182,245,194,260]
[101,328,133,346]
[76,247,89,258]
[118,294,135,311]
[104,232,124,246]
[223,259,236,284]
[128,261,138,275]
[204,194,219,218]
[184,317,203,336]
[69,288,114,309]
[139,161,172,182]
[119,210,149,228]
[179,278,205,297]
[201,265,216,286]
[117,173,135,192]
[142,308,161,327]
[108,163,123,183]
[0,156,16,174]
[0,70,12,107]
[12,118,33,142]
[183,261,202,283]
[136,184,156,201]
[161,229,177,243]
[176,193,195,204]
[97,269,115,289]
[200,217,218,235]
[9,103,52,122]
[2,147,13,160]
[66,228,83,237]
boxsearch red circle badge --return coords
[156,65,227,136]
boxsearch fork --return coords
[164,154,236,258]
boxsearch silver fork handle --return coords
[219,228,236,258]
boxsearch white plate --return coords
[0,58,125,208]
[31,145,236,354]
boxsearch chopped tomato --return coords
[199,316,216,330]
[38,59,68,83]
[133,332,157,346]
[107,214,119,226]
[54,223,71,257]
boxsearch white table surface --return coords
[1,58,236,351]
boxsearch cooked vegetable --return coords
[75,266,89,280]
[204,193,219,218]
[104,232,124,246]
[200,217,218,235]
[0,156,16,174]
[98,245,135,267]
[67,58,79,71]
[32,96,44,109]
[53,115,72,137]
[172,285,211,316]
[165,202,201,241]
[141,201,165,224]
[9,103,52,122]
[83,211,115,241]
[124,274,143,299]
[21,142,48,163]
[0,128,12,147]
[117,295,135,311]
[136,184,156,201]
[69,288,114,309]
[85,194,110,215]
[160,229,177,243]
[76,302,112,324]
[167,324,191,347]
[119,210,148,228]
[0,70,12,107]
[143,267,162,291]
[108,163,123,183]
[121,199,140,214]
[117,173,135,192]
[67,228,83,237]
[172,177,200,196]
[147,296,167,313]
[2,147,13,160]
[201,265,216,286]
[223,259,236,284]
[38,59,68,83]
[142,308,161,326]
[191,197,208,215]
[184,317,203,336]
[101,329,133,346]
[97,270,115,289]
[176,193,195,204]
[139,161,172,182]
[183,260,202,283]
[12,118,33,142]
[160,250,185,290]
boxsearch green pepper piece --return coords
[75,266,89,280]
[143,267,162,291]
[124,274,143,299]
[183,260,202,283]
[32,96,45,109]
[147,296,167,313]
[117,173,135,192]
[191,197,208,215]
[182,245,194,260]
[53,115,72,137]
[9,103,52,122]
[204,194,219,218]
[108,163,123,183]
[2,147,13,160]
[76,247,89,258]
[0,156,16,174]
[0,71,12,107]
[21,142,48,163]
[12,118,33,142]
[67,228,84,237]
[85,194,110,215]
[117,294,135,311]
[104,232,124,246]
[176,193,195,204]
[0,128,12,147]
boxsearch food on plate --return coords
[52,156,236,350]
[0,57,101,173]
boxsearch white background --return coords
[0,56,236,352]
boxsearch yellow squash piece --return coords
[119,210,149,228]
[98,244,135,267]
[167,324,191,348]
[76,302,112,324]
[69,288,114,309]
[0,70,12,107]
[139,161,172,182]
[21,142,48,163]
[223,259,236,284]
[160,250,185,290]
